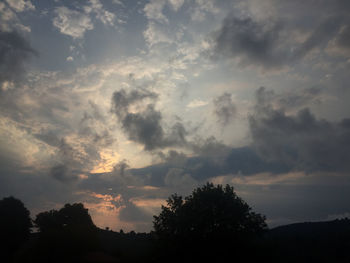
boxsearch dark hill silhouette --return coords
[264,219,350,263]
[268,218,350,239]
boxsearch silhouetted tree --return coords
[153,183,267,261]
[35,203,95,232]
[34,203,99,260]
[0,196,32,258]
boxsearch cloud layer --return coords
[250,87,350,173]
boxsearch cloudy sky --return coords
[1,0,350,232]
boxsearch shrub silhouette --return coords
[153,182,267,261]
[0,196,32,258]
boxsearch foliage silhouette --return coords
[35,203,95,232]
[34,203,99,261]
[0,196,32,260]
[153,182,267,261]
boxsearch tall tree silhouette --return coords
[0,196,32,258]
[153,183,267,261]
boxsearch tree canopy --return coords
[35,203,95,232]
[34,203,98,254]
[153,182,267,259]
[0,196,32,255]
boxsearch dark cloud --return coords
[275,87,323,110]
[48,139,83,182]
[233,175,350,227]
[34,130,61,147]
[213,6,350,70]
[157,150,187,166]
[254,86,324,112]
[121,104,165,150]
[118,201,152,223]
[213,93,236,126]
[191,136,231,162]
[129,145,290,188]
[336,25,350,48]
[0,30,37,87]
[294,16,343,59]
[112,89,187,151]
[124,83,349,185]
[213,15,285,69]
[50,164,77,182]
[112,89,158,116]
[249,87,350,172]
[112,160,130,177]
[330,24,350,55]
[164,167,197,191]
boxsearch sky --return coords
[1,0,350,232]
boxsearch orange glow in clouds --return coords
[83,192,126,231]
[80,191,165,231]
[90,150,120,173]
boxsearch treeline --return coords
[1,183,350,263]
[0,197,153,262]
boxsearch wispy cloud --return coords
[53,6,94,39]
[187,99,208,108]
